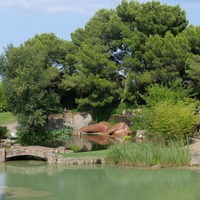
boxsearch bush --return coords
[0,126,9,139]
[107,141,190,167]
[135,101,199,143]
[133,83,199,143]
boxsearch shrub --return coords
[71,144,80,153]
[0,126,9,139]
[133,83,199,143]
[135,101,199,143]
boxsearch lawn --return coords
[60,149,109,158]
[0,112,17,125]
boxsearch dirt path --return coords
[3,121,19,134]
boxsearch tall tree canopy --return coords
[61,0,190,107]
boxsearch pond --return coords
[0,161,200,200]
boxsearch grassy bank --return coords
[0,112,17,125]
[60,149,109,158]
[106,141,191,167]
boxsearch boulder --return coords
[46,112,92,130]
[136,130,146,139]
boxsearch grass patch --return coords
[107,141,191,167]
[60,149,109,158]
[0,112,17,125]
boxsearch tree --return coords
[182,25,200,55]
[66,1,189,109]
[2,35,66,144]
[117,0,188,36]
[66,0,190,108]
[142,32,190,84]
[186,54,200,98]
[61,9,122,112]
[182,26,200,98]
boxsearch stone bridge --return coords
[0,145,105,165]
[0,146,58,163]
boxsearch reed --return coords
[106,141,190,167]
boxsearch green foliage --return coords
[0,126,9,139]
[1,34,66,145]
[133,84,199,143]
[141,83,192,107]
[66,0,192,107]
[71,145,80,153]
[135,101,198,143]
[75,74,119,110]
[107,141,190,167]
[143,32,190,85]
[186,54,200,98]
[0,82,7,112]
[117,1,188,36]
[183,25,200,55]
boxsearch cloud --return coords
[0,0,121,14]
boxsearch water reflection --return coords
[0,161,200,200]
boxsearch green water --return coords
[0,161,200,200]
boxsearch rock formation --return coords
[75,122,132,145]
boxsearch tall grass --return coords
[106,141,190,167]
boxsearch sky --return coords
[0,0,200,53]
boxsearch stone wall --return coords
[56,155,105,165]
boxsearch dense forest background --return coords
[0,0,200,145]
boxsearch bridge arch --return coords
[1,146,57,163]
